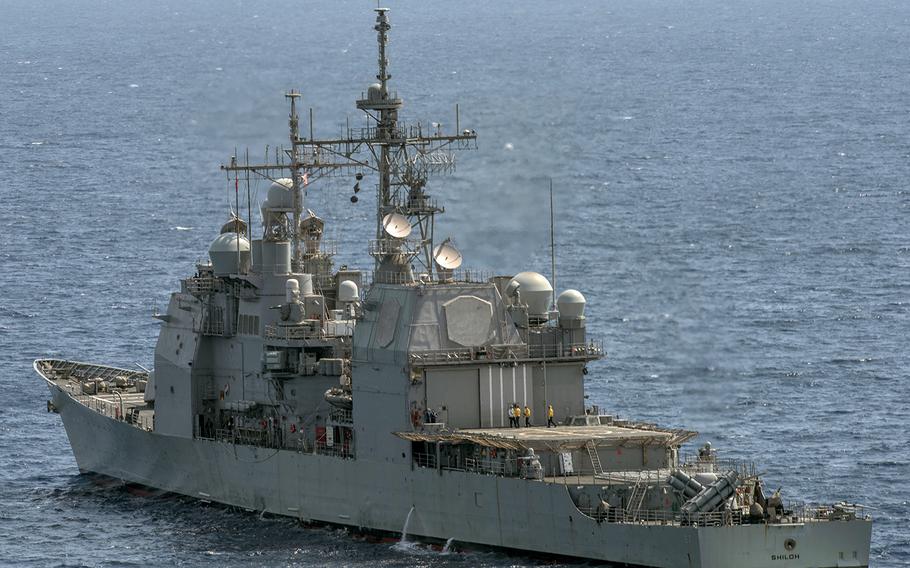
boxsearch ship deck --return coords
[35,359,154,429]
[460,424,683,446]
[397,422,696,451]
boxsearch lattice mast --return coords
[223,8,476,281]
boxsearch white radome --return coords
[338,280,359,303]
[209,232,250,253]
[557,289,586,319]
[266,178,294,209]
[507,271,553,316]
[208,232,251,276]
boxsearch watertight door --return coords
[425,368,481,428]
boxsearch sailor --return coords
[547,404,556,428]
[507,404,516,427]
[513,404,522,428]
[524,405,532,427]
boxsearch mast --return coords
[287,90,302,271]
[221,8,477,283]
[550,179,557,309]
[356,8,404,257]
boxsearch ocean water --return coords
[1,0,908,565]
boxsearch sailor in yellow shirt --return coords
[523,405,531,427]
[547,404,556,428]
[512,404,521,428]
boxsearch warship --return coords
[36,9,872,567]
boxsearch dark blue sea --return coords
[2,0,908,565]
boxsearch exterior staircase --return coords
[585,440,604,475]
[625,474,649,521]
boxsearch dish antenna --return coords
[382,213,412,239]
[433,239,463,269]
[433,238,463,282]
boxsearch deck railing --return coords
[413,452,527,478]
[573,505,739,526]
[185,276,224,295]
[364,269,495,287]
[527,340,604,360]
[329,408,353,424]
[409,344,528,364]
[65,391,154,432]
[679,454,757,478]
[572,502,866,527]
[70,393,121,420]
[264,321,355,341]
[409,340,604,366]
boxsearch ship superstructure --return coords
[36,9,872,567]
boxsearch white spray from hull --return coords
[392,506,416,552]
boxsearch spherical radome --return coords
[557,289,586,318]
[209,232,250,253]
[266,178,294,209]
[209,232,251,276]
[338,280,359,303]
[507,271,552,316]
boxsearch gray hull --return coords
[48,381,871,568]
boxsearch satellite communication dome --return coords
[266,178,294,209]
[382,213,412,239]
[338,280,359,303]
[367,83,383,101]
[507,271,552,317]
[209,232,251,253]
[209,232,251,276]
[557,289,586,319]
[220,216,247,234]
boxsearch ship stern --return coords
[696,518,872,568]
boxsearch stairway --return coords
[625,475,648,521]
[585,440,603,475]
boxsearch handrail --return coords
[329,408,353,424]
[408,340,604,366]
[572,502,866,526]
[364,269,495,287]
[527,340,604,359]
[264,321,355,341]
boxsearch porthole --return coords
[784,539,797,551]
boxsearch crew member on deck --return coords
[547,404,556,428]
[524,405,532,427]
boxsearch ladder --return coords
[586,440,604,475]
[625,474,649,521]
